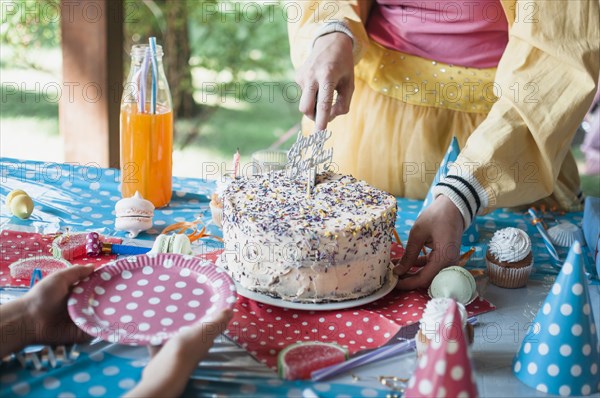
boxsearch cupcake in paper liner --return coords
[486,227,533,288]
[210,177,233,228]
[416,298,474,358]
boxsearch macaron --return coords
[115,191,154,238]
[150,234,192,255]
[429,265,477,305]
[169,234,192,254]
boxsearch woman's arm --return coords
[432,0,600,226]
[397,0,599,289]
[288,1,374,130]
[287,0,373,69]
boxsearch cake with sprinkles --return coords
[219,170,397,303]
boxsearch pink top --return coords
[366,0,509,68]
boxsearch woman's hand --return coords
[394,196,464,290]
[296,32,355,130]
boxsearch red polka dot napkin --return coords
[202,244,495,370]
[0,230,121,287]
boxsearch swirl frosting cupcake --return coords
[486,227,533,288]
[416,298,473,357]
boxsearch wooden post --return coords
[60,0,123,168]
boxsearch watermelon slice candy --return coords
[278,341,348,380]
[9,256,71,280]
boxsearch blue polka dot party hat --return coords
[418,136,479,244]
[513,241,599,396]
[419,137,460,215]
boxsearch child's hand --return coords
[0,265,95,357]
[125,309,233,398]
[394,196,464,290]
[23,265,95,346]
[146,308,233,363]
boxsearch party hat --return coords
[513,241,599,396]
[405,299,478,398]
[419,137,460,214]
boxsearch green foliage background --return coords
[0,0,61,69]
[121,0,293,82]
[1,0,301,157]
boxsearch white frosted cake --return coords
[220,171,397,303]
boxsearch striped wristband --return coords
[432,174,487,230]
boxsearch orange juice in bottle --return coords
[120,42,173,208]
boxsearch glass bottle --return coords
[120,44,173,208]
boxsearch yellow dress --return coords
[288,0,599,219]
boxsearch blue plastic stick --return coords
[29,268,43,288]
[110,244,151,256]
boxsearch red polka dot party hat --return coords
[404,298,478,398]
[513,241,599,396]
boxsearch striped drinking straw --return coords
[149,37,159,114]
[528,208,561,263]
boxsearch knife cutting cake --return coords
[219,170,397,303]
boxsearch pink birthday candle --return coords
[233,148,240,178]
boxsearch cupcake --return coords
[210,177,232,228]
[486,227,533,288]
[416,298,474,358]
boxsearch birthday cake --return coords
[219,171,397,303]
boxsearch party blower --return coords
[86,232,149,256]
[85,232,192,257]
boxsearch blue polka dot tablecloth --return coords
[0,157,598,398]
[1,157,596,280]
[0,342,392,398]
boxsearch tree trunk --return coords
[160,0,196,119]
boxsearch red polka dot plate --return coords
[67,253,237,346]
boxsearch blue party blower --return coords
[86,232,150,257]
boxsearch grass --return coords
[0,84,60,121]
[572,147,600,198]
[581,174,600,198]
[175,82,301,156]
[0,66,301,173]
